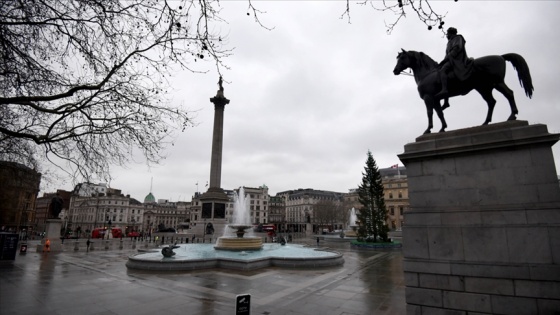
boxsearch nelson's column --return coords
[198,77,230,237]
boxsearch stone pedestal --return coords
[398,121,560,314]
[36,219,63,252]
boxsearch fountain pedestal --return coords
[214,224,263,251]
[344,226,358,237]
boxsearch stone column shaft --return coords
[208,95,229,190]
[209,103,225,189]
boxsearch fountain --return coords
[214,187,263,251]
[344,208,358,237]
[126,187,344,271]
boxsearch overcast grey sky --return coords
[51,1,560,201]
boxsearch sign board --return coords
[235,294,251,315]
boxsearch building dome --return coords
[144,192,156,203]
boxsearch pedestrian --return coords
[86,239,91,252]
[192,234,195,243]
[317,237,320,247]
[43,238,51,252]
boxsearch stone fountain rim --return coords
[126,244,344,271]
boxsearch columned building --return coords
[277,188,346,235]
[67,184,143,237]
[239,185,269,225]
[380,166,408,229]
[141,192,184,234]
[268,195,285,231]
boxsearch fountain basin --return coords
[126,243,344,271]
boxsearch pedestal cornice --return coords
[199,187,229,202]
[399,121,560,163]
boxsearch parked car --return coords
[127,231,140,237]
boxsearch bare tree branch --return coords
[0,0,233,184]
[344,0,452,34]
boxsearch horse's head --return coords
[394,49,438,76]
[393,49,412,75]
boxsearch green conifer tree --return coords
[356,151,389,242]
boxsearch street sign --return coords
[235,294,251,315]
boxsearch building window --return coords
[400,207,404,215]
[390,207,395,215]
[389,193,393,199]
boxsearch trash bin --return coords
[20,243,27,254]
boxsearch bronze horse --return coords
[393,49,533,134]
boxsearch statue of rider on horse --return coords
[393,27,533,135]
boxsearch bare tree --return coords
[0,0,231,182]
[313,199,347,232]
[342,0,454,34]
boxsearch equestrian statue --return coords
[393,27,533,135]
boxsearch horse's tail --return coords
[502,53,534,99]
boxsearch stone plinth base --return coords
[398,121,560,314]
[36,219,63,252]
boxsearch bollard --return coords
[144,240,149,248]
[131,240,136,249]
[119,240,123,250]
[89,241,95,251]
[74,241,79,251]
[105,240,109,250]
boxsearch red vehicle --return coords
[127,231,140,237]
[262,224,276,237]
[91,227,123,239]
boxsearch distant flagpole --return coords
[390,164,400,177]
[196,182,198,193]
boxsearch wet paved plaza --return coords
[0,239,405,315]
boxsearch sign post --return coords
[235,294,251,315]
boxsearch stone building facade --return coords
[381,166,408,229]
[0,161,41,234]
[67,185,144,236]
[277,188,346,234]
